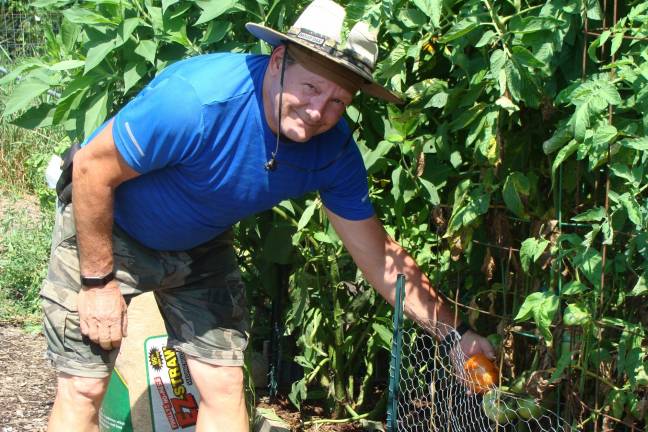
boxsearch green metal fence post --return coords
[386,274,406,432]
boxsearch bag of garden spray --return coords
[99,292,201,432]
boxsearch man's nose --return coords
[306,96,327,122]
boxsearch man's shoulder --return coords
[159,53,269,105]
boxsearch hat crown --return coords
[245,0,404,104]
[345,22,378,70]
[292,0,345,43]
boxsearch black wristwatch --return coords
[80,271,115,287]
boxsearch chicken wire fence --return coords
[387,275,570,432]
[0,5,58,65]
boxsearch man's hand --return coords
[459,330,496,360]
[77,281,128,350]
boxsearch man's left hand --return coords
[459,330,496,360]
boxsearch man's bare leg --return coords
[47,373,109,432]
[187,358,248,432]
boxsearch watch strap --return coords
[80,271,115,287]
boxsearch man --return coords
[42,0,495,431]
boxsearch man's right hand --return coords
[77,281,128,350]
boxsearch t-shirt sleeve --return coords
[320,142,375,220]
[112,75,204,173]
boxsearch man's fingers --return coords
[122,311,128,338]
[87,320,99,343]
[109,324,123,349]
[80,319,89,336]
[98,323,113,350]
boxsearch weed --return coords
[0,194,53,320]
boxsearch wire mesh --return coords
[393,320,570,432]
[0,7,57,64]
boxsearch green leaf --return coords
[543,125,573,155]
[619,137,648,151]
[2,78,51,117]
[489,49,506,78]
[440,18,478,43]
[519,237,549,273]
[514,291,559,344]
[123,61,148,94]
[592,124,617,149]
[502,172,529,219]
[610,31,624,57]
[201,21,233,45]
[62,7,116,25]
[84,38,117,74]
[505,60,523,102]
[549,347,572,383]
[551,139,578,177]
[411,0,442,27]
[514,292,543,322]
[418,177,440,205]
[48,60,86,71]
[511,45,544,69]
[561,280,588,296]
[161,0,181,13]
[475,30,496,48]
[297,201,318,231]
[194,0,238,25]
[288,380,307,409]
[573,249,602,289]
[9,103,56,129]
[572,207,605,222]
[630,274,647,296]
[371,322,392,348]
[618,193,643,227]
[135,40,158,64]
[362,140,392,171]
[610,163,640,186]
[83,88,109,139]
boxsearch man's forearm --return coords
[72,157,115,277]
[363,233,460,337]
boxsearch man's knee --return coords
[188,360,244,400]
[56,373,109,405]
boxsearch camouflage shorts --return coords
[41,202,249,378]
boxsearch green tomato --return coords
[509,372,529,394]
[487,333,502,349]
[482,390,517,423]
[516,397,542,420]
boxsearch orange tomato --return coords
[463,353,499,393]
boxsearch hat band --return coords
[287,44,363,95]
[287,27,374,76]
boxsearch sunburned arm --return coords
[72,119,140,277]
[325,208,494,358]
[324,210,456,334]
[71,119,140,350]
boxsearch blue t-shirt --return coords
[88,53,373,251]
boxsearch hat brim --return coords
[246,23,404,105]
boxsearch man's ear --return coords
[268,45,287,76]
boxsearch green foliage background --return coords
[1,0,647,429]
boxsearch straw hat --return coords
[245,0,403,104]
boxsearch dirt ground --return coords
[0,325,55,432]
[0,325,373,431]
